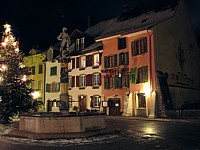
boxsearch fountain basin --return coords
[9,112,106,139]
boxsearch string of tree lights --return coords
[0,23,33,124]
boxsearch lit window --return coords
[93,53,99,67]
[80,75,86,87]
[90,96,100,108]
[68,76,72,88]
[80,56,86,68]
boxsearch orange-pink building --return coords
[97,0,200,118]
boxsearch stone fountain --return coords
[9,27,106,139]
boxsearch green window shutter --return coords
[57,83,60,92]
[125,52,129,65]
[131,41,137,56]
[104,78,108,89]
[114,76,118,89]
[46,84,50,92]
[131,68,136,84]
[118,77,122,88]
[143,37,147,53]
[114,54,117,67]
[143,66,148,82]
[119,53,122,66]
[104,56,108,68]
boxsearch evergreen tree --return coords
[0,23,33,123]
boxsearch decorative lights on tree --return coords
[0,23,33,124]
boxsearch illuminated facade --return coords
[23,48,46,110]
[97,0,200,117]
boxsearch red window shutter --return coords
[76,57,79,68]
[86,55,92,67]
[72,76,75,87]
[76,76,79,87]
[86,74,92,86]
[72,58,75,69]
[90,96,93,107]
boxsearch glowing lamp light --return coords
[21,75,27,82]
[0,76,3,82]
[31,91,40,99]
[144,84,151,96]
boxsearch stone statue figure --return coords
[57,27,71,51]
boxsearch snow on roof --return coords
[97,8,175,39]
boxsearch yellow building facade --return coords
[23,49,46,111]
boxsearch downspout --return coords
[147,29,156,118]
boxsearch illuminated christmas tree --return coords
[0,23,33,123]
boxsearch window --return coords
[50,66,57,76]
[38,80,42,90]
[46,82,60,92]
[93,73,100,87]
[31,81,35,89]
[131,66,148,84]
[104,54,117,68]
[90,96,100,108]
[93,53,99,67]
[137,66,148,83]
[68,60,72,70]
[118,37,127,49]
[119,52,129,66]
[131,37,147,56]
[81,37,85,50]
[137,93,146,108]
[31,66,35,75]
[104,77,114,89]
[80,75,86,87]
[68,76,72,88]
[122,72,130,88]
[38,65,43,74]
[76,39,80,51]
[80,56,86,68]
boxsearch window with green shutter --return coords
[131,37,148,56]
[46,83,50,92]
[143,66,148,82]
[137,66,148,83]
[104,56,108,68]
[104,78,109,89]
[113,54,117,67]
[131,68,136,84]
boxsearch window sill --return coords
[79,68,85,70]
[79,87,85,90]
[92,86,99,89]
[92,66,99,69]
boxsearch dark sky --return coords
[0,0,199,54]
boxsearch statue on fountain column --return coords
[57,27,71,62]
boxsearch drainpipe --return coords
[147,29,156,118]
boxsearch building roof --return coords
[97,8,176,40]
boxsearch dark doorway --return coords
[79,95,86,112]
[108,98,121,116]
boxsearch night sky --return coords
[0,0,199,54]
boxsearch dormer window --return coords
[76,37,85,51]
[81,37,85,50]
[76,39,80,51]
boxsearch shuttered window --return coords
[131,37,147,56]
[50,66,57,76]
[118,37,127,50]
[86,55,92,67]
[137,66,148,83]
[86,74,92,86]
